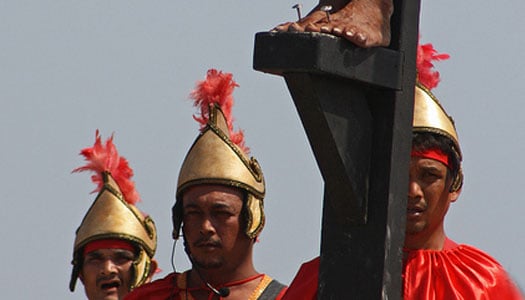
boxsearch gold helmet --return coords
[173,69,265,240]
[413,42,463,191]
[69,131,157,292]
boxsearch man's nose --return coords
[408,179,423,199]
[101,258,118,275]
[200,217,216,236]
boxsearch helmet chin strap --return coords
[170,239,178,273]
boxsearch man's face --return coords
[80,248,134,300]
[406,157,459,240]
[182,184,252,271]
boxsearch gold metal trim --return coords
[248,274,273,300]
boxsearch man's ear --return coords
[449,187,461,203]
[145,259,158,283]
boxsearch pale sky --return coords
[1,1,523,298]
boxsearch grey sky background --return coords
[1,1,524,298]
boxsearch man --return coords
[273,0,393,48]
[125,69,287,299]
[281,43,524,299]
[70,131,158,300]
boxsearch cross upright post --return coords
[253,0,421,298]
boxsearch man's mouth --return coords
[197,242,221,250]
[407,206,424,217]
[195,239,221,248]
[100,280,120,291]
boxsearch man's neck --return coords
[404,227,446,251]
[189,264,258,288]
[186,264,261,300]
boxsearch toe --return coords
[272,22,291,32]
[289,22,304,32]
[356,32,367,44]
[344,29,355,38]
[332,27,343,36]
[304,23,320,32]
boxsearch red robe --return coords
[283,239,523,299]
[125,271,287,300]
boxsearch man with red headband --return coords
[273,0,393,48]
[69,131,158,300]
[125,69,287,300]
[281,43,524,299]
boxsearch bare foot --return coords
[273,0,392,48]
[318,0,392,47]
[272,10,327,33]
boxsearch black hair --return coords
[239,191,249,232]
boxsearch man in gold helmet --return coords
[70,131,158,300]
[126,69,287,300]
[280,43,524,299]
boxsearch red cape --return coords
[282,257,319,300]
[125,272,287,300]
[124,273,178,300]
[283,240,523,299]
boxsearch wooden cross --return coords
[253,0,421,298]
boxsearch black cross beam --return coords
[253,1,420,298]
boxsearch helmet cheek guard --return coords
[130,249,154,290]
[245,193,265,239]
[172,200,183,240]
[69,252,82,292]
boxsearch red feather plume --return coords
[73,130,140,204]
[416,42,450,90]
[190,69,249,154]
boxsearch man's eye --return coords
[214,210,234,217]
[114,256,133,265]
[184,210,200,216]
[423,171,440,180]
[85,257,102,265]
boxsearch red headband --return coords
[83,239,135,256]
[411,148,450,168]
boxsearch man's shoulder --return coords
[413,242,508,276]
[257,275,288,300]
[405,243,523,299]
[443,245,523,298]
[454,243,504,268]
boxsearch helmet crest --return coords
[416,42,450,90]
[73,129,140,205]
[190,69,249,154]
